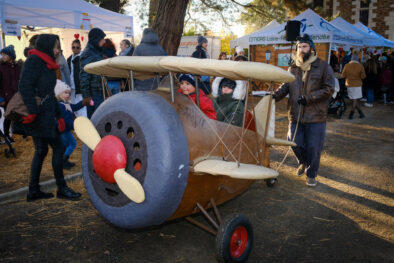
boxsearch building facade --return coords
[311,0,394,40]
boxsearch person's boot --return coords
[63,155,75,170]
[297,164,306,177]
[57,186,81,200]
[358,109,365,119]
[27,191,54,202]
[348,111,354,119]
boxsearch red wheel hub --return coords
[92,135,127,183]
[230,226,248,258]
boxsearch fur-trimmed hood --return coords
[212,77,246,100]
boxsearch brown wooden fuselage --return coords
[153,90,270,220]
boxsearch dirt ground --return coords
[0,98,393,263]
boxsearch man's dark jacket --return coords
[274,57,335,123]
[79,42,103,98]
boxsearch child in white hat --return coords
[55,80,85,169]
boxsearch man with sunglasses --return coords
[273,34,335,187]
[67,39,86,117]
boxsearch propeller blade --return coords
[74,117,101,151]
[114,169,145,203]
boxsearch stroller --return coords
[328,77,347,119]
[0,109,16,158]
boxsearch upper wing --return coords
[84,56,295,83]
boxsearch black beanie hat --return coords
[88,28,106,47]
[220,78,236,90]
[1,45,16,60]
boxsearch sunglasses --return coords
[72,46,81,50]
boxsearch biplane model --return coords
[74,56,296,263]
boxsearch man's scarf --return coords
[293,52,318,81]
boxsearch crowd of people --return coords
[0,27,393,200]
[330,48,394,118]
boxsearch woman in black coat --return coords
[19,34,81,201]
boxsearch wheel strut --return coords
[185,198,223,236]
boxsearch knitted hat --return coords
[1,45,16,60]
[235,46,244,54]
[179,74,196,87]
[296,34,315,52]
[198,36,208,46]
[219,78,236,90]
[88,28,106,46]
[55,79,71,97]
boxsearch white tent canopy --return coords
[353,22,394,48]
[230,20,280,49]
[331,17,378,47]
[249,9,363,47]
[0,0,133,33]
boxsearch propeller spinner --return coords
[74,117,145,203]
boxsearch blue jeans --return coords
[87,94,104,119]
[61,131,77,157]
[366,88,374,104]
[288,122,326,178]
[108,80,121,95]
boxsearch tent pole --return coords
[1,32,5,49]
[328,42,332,65]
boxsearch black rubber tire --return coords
[265,178,277,187]
[82,91,189,229]
[216,214,254,263]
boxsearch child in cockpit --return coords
[212,77,246,127]
[177,74,217,120]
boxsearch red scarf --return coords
[28,49,60,70]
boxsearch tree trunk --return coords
[152,0,189,56]
[98,0,121,13]
[148,0,159,27]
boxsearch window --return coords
[313,0,324,7]
[359,0,370,26]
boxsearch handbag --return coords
[4,92,41,121]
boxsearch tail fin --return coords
[254,95,275,139]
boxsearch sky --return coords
[124,1,247,39]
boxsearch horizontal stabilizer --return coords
[194,160,278,180]
[266,136,297,147]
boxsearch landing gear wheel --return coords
[216,214,253,263]
[265,178,277,187]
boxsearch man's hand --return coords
[297,96,307,106]
[22,114,37,124]
[82,97,92,106]
[57,118,66,133]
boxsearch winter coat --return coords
[119,46,134,56]
[212,77,246,127]
[363,70,378,90]
[0,60,22,103]
[18,34,62,138]
[378,68,392,87]
[57,53,71,86]
[177,88,217,120]
[342,61,366,87]
[192,45,208,59]
[273,57,335,124]
[80,42,104,98]
[67,54,81,94]
[58,101,83,132]
[133,28,167,91]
